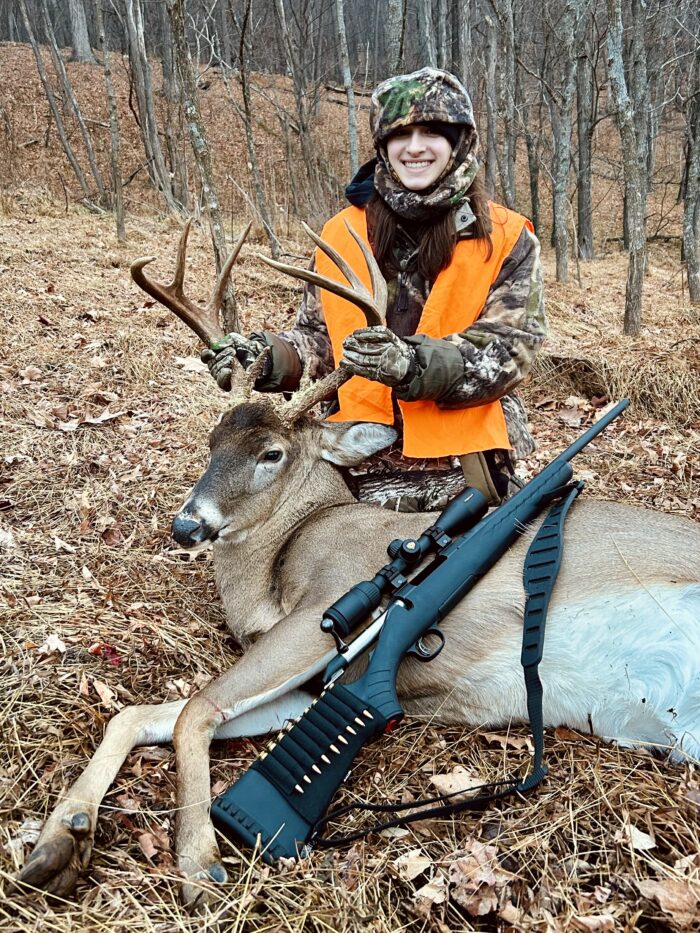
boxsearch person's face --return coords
[386,125,453,191]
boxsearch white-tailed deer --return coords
[18,223,700,907]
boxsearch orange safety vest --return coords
[319,203,532,458]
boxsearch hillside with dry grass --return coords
[1,41,699,933]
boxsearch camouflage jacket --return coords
[253,204,546,478]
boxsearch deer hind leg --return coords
[17,700,187,898]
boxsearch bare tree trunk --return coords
[386,0,403,73]
[225,0,281,260]
[124,0,181,215]
[683,50,700,304]
[95,0,125,241]
[68,0,95,63]
[607,0,646,335]
[273,0,324,222]
[39,0,106,204]
[19,0,93,202]
[418,0,437,68]
[166,0,237,329]
[492,0,515,208]
[484,13,499,199]
[576,40,595,259]
[450,0,470,86]
[550,2,580,283]
[159,0,189,210]
[335,0,358,177]
[436,0,449,69]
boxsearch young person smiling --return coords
[204,68,546,510]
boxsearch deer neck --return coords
[212,458,354,643]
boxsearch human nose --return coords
[405,130,426,154]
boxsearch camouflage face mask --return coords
[374,129,480,222]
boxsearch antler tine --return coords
[257,253,383,327]
[131,222,252,348]
[342,221,388,322]
[255,220,386,328]
[241,347,271,400]
[172,218,192,294]
[299,221,366,297]
[279,368,350,425]
[208,221,252,318]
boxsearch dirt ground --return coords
[1,38,700,933]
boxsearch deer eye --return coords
[262,449,283,462]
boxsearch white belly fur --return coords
[539,583,699,759]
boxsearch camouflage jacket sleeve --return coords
[395,226,546,408]
[251,259,335,392]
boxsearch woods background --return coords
[0,0,699,336]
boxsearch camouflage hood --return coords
[370,68,475,146]
[371,68,480,222]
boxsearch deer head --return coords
[130,220,395,549]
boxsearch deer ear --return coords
[319,422,397,466]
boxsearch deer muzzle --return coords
[171,511,217,547]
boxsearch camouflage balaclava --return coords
[370,67,480,222]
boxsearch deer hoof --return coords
[16,812,94,898]
[181,863,229,911]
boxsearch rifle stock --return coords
[211,401,629,861]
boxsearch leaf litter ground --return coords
[1,205,699,933]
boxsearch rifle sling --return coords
[311,481,583,847]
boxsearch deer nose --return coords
[172,514,212,547]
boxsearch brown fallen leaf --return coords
[448,839,513,918]
[571,915,615,932]
[636,878,699,926]
[394,848,432,882]
[429,766,483,801]
[137,833,158,860]
[481,732,534,753]
[413,874,447,906]
[92,678,121,711]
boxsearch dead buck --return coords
[19,222,700,907]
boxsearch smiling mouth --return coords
[402,160,433,169]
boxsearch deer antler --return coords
[257,221,388,423]
[130,220,252,347]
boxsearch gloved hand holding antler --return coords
[341,326,416,387]
[201,333,270,391]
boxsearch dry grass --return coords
[1,203,699,933]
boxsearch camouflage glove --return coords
[341,326,416,387]
[200,333,268,391]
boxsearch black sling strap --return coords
[311,482,584,848]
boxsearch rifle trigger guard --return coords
[407,627,445,663]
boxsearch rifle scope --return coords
[321,485,489,646]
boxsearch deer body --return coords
[18,227,700,906]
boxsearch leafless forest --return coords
[0,0,699,331]
[2,2,700,932]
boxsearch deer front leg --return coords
[172,610,334,908]
[17,700,187,898]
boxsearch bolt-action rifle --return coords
[211,400,630,861]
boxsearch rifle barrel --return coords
[555,399,629,465]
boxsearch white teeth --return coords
[403,161,432,168]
